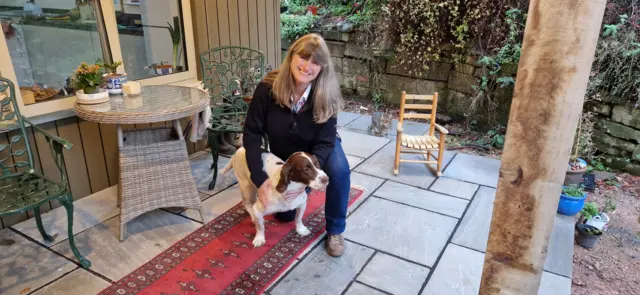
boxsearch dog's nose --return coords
[320,176,329,184]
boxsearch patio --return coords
[1,111,574,295]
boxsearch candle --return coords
[123,81,141,96]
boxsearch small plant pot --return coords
[564,158,587,185]
[585,212,610,231]
[155,67,173,75]
[104,73,128,95]
[575,224,602,249]
[557,187,587,216]
[76,88,110,104]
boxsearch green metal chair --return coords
[0,77,91,269]
[200,46,268,190]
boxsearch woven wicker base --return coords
[118,126,204,241]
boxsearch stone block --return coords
[585,101,612,116]
[343,58,369,75]
[594,141,625,156]
[597,119,640,143]
[604,157,640,175]
[611,105,640,129]
[322,30,348,42]
[383,74,447,104]
[593,130,636,152]
[281,38,292,50]
[386,58,451,82]
[344,43,373,60]
[326,41,345,57]
[473,66,487,78]
[356,87,370,96]
[634,145,640,162]
[332,57,343,73]
[335,72,344,87]
[448,71,479,95]
[455,63,476,75]
[343,75,368,90]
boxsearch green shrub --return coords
[281,14,318,40]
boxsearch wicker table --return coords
[75,85,208,241]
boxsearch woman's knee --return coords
[324,143,351,180]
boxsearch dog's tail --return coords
[220,159,233,175]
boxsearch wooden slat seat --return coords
[394,91,447,177]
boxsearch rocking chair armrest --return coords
[22,116,73,150]
[434,123,449,135]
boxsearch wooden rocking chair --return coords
[393,91,449,177]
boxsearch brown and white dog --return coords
[221,147,329,247]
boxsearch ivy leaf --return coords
[602,24,618,37]
[497,77,516,88]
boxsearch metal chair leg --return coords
[60,194,92,269]
[208,131,220,190]
[34,206,54,243]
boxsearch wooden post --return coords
[480,0,607,294]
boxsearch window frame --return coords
[0,0,198,121]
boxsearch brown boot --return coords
[325,234,345,257]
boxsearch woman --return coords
[243,33,350,257]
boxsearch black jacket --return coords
[243,81,337,188]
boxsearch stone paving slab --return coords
[190,153,237,196]
[270,240,374,295]
[339,129,390,158]
[422,243,571,295]
[346,197,458,267]
[428,177,479,200]
[443,153,501,187]
[51,210,202,281]
[344,282,388,295]
[346,154,365,170]
[338,111,362,127]
[451,186,496,252]
[357,252,430,295]
[355,142,456,189]
[32,269,110,295]
[344,114,430,139]
[12,185,119,246]
[181,185,243,223]
[373,181,469,218]
[452,186,574,278]
[347,172,386,214]
[543,214,575,278]
[0,229,76,295]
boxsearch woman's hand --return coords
[257,180,272,208]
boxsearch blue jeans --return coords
[274,138,351,234]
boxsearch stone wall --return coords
[282,30,514,126]
[586,101,640,174]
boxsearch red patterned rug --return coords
[99,187,364,295]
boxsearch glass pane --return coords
[113,0,187,81]
[0,0,106,104]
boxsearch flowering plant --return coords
[71,62,105,94]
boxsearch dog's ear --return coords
[276,162,291,193]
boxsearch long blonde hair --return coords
[263,33,343,123]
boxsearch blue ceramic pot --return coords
[557,187,587,216]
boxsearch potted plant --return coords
[557,184,588,216]
[565,116,588,185]
[575,223,602,249]
[100,60,127,95]
[580,201,613,231]
[71,62,110,104]
[167,16,181,72]
[145,62,173,76]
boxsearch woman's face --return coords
[290,53,321,85]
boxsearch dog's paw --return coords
[296,225,311,236]
[252,235,266,247]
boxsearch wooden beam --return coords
[480,0,607,294]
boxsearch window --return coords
[0,0,106,104]
[112,0,188,81]
[0,0,197,119]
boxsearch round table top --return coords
[74,85,209,124]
